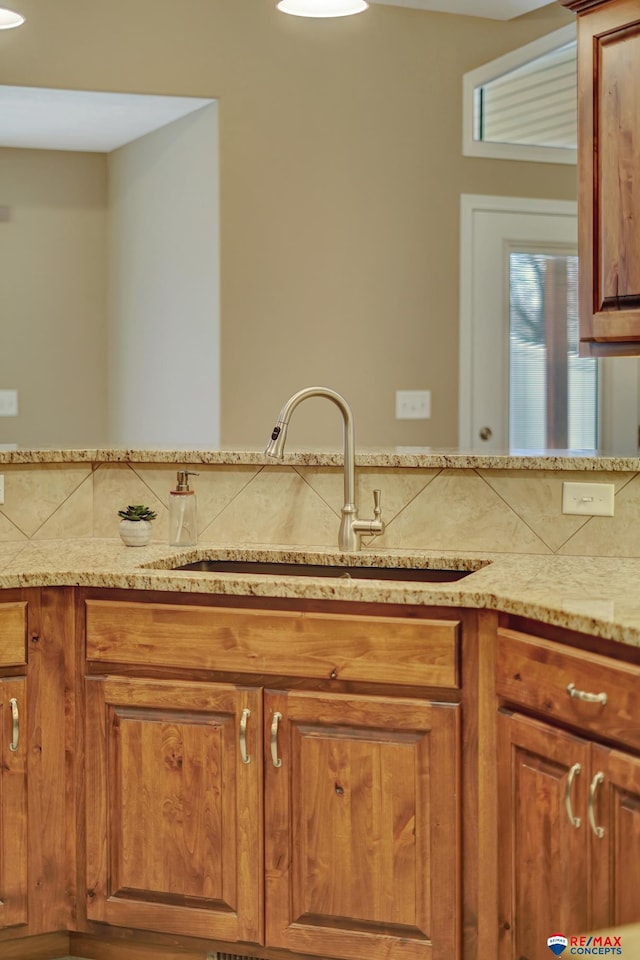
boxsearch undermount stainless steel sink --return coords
[171,559,478,583]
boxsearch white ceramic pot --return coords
[119,519,153,547]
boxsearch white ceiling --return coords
[0,86,214,152]
[372,0,556,16]
[0,0,561,153]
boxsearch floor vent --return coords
[213,954,262,960]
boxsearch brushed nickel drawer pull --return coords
[588,771,605,839]
[567,683,607,706]
[239,708,251,764]
[270,711,283,768]
[9,697,19,752]
[565,762,581,828]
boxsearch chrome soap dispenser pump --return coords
[169,470,199,547]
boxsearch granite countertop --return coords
[2,447,640,471]
[1,538,640,649]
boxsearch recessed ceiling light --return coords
[0,8,25,29]
[277,0,368,17]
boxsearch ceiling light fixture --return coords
[0,7,25,29]
[277,0,368,17]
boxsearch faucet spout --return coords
[265,386,383,551]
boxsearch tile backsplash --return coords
[1,460,638,558]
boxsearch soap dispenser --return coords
[169,470,199,547]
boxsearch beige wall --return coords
[0,147,108,447]
[0,0,575,449]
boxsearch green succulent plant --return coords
[118,504,157,522]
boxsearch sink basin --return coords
[171,559,477,583]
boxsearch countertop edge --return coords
[1,542,639,650]
[2,448,640,471]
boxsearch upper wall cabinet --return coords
[561,0,640,354]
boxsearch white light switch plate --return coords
[396,390,431,420]
[0,475,4,505]
[0,390,18,416]
[562,481,615,517]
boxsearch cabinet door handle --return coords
[270,711,283,768]
[9,697,19,753]
[588,771,605,839]
[567,683,607,706]
[565,762,582,828]
[239,708,251,764]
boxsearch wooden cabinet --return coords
[0,599,28,935]
[81,593,464,960]
[265,689,459,960]
[0,676,28,933]
[0,590,69,945]
[496,626,640,960]
[84,676,263,942]
[562,0,640,353]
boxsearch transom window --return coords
[463,24,577,166]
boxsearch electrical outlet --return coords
[0,475,4,505]
[562,481,615,517]
[396,390,431,420]
[0,390,18,416]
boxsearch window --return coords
[463,24,577,165]
[509,252,598,451]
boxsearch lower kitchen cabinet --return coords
[84,676,263,943]
[496,626,640,960]
[0,676,28,933]
[83,680,460,960]
[589,743,640,932]
[264,689,460,960]
[0,588,69,946]
[497,710,591,960]
[80,592,465,960]
[8,584,640,960]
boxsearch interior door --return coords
[459,194,640,454]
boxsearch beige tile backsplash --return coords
[0,461,638,558]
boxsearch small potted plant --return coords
[118,504,158,547]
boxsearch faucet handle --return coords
[373,489,382,520]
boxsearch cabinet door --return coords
[573,0,640,351]
[0,677,28,931]
[590,744,640,931]
[85,677,262,942]
[497,711,590,960]
[265,690,460,960]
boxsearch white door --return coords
[459,194,640,455]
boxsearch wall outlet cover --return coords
[396,390,431,420]
[562,481,615,517]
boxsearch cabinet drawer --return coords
[0,601,27,666]
[496,628,640,751]
[85,600,460,687]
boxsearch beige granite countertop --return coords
[2,538,640,649]
[2,447,640,471]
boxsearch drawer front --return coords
[0,601,27,667]
[85,600,460,687]
[496,628,640,750]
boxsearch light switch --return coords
[0,390,18,416]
